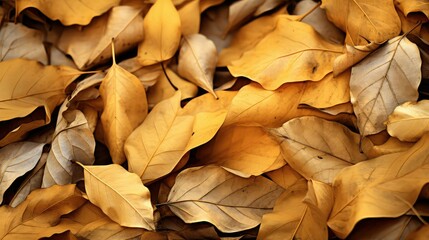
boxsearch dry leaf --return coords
[196,125,284,177]
[333,42,380,77]
[364,137,414,159]
[228,17,343,90]
[395,0,429,19]
[0,184,86,239]
[118,58,162,87]
[407,34,429,79]
[321,0,401,45]
[78,163,155,230]
[200,4,232,54]
[165,165,284,232]
[16,0,120,25]
[178,0,200,35]
[254,0,285,17]
[0,22,47,64]
[178,34,218,98]
[328,133,429,238]
[200,0,224,12]
[100,45,148,164]
[58,4,145,69]
[0,141,44,203]
[125,91,194,183]
[272,116,366,184]
[406,224,429,240]
[266,165,305,189]
[350,36,421,136]
[137,0,181,66]
[225,0,264,34]
[386,100,429,142]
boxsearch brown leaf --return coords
[395,0,429,19]
[165,165,284,232]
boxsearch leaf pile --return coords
[1,0,429,239]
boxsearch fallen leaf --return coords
[165,165,284,232]
[406,224,429,240]
[333,42,380,76]
[15,0,120,25]
[407,34,429,79]
[125,91,194,183]
[321,0,401,45]
[225,0,264,34]
[228,17,344,90]
[386,100,429,142]
[364,137,413,159]
[58,4,146,69]
[395,0,429,19]
[178,0,200,36]
[118,58,162,87]
[328,133,429,238]
[77,163,155,230]
[178,34,218,98]
[272,116,366,184]
[196,125,284,177]
[200,4,232,53]
[199,0,224,12]
[253,0,285,17]
[137,0,181,66]
[0,22,47,64]
[266,165,305,189]
[0,141,44,203]
[0,184,86,239]
[100,44,148,164]
[350,36,422,136]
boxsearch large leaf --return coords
[42,109,95,187]
[137,0,181,65]
[0,184,86,239]
[350,36,421,136]
[228,17,343,90]
[0,23,47,64]
[386,100,429,142]
[321,0,401,45]
[125,91,194,183]
[328,134,429,238]
[178,34,218,98]
[196,125,284,177]
[58,4,145,69]
[15,0,120,25]
[78,163,155,230]
[0,141,44,203]
[165,165,284,232]
[100,45,148,164]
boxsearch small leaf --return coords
[0,141,44,203]
[350,36,421,136]
[78,163,155,230]
[178,34,218,98]
[137,0,181,66]
[165,165,284,233]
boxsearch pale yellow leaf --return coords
[266,165,305,189]
[321,0,401,45]
[125,91,194,183]
[196,125,284,177]
[137,0,181,66]
[100,47,148,164]
[0,142,44,203]
[15,0,120,25]
[350,36,421,136]
[0,184,86,240]
[165,165,284,233]
[364,137,413,159]
[79,163,155,230]
[386,100,429,142]
[0,23,47,64]
[333,42,380,77]
[328,134,429,238]
[178,0,200,35]
[178,34,218,98]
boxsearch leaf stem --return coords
[160,62,178,91]
[299,1,321,21]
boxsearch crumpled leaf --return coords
[100,45,148,164]
[178,34,218,98]
[58,4,145,70]
[272,116,367,184]
[258,180,333,240]
[15,0,120,25]
[0,22,47,64]
[350,36,421,136]
[78,163,155,230]
[125,91,194,183]
[137,0,181,66]
[321,0,401,45]
[165,165,284,233]
[228,17,343,90]
[0,141,44,203]
[395,0,429,19]
[196,125,284,177]
[0,184,86,239]
[333,42,380,77]
[386,100,429,142]
[328,133,429,238]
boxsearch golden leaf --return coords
[225,0,264,34]
[178,0,200,36]
[78,163,155,230]
[395,0,429,19]
[15,0,120,26]
[137,0,181,66]
[165,165,284,232]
